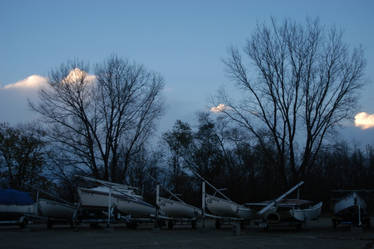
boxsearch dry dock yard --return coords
[0,217,373,249]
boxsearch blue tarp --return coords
[0,189,34,205]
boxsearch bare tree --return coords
[220,18,366,187]
[30,55,165,182]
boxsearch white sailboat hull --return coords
[159,197,201,218]
[290,202,323,222]
[78,187,156,217]
[334,193,367,215]
[38,199,76,219]
[205,194,252,218]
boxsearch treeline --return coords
[160,114,374,208]
[1,114,373,210]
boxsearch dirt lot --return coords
[0,218,373,249]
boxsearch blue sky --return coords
[1,0,374,145]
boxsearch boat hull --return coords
[159,197,201,218]
[205,194,252,218]
[290,202,323,222]
[334,193,367,216]
[38,199,76,220]
[78,187,156,218]
[0,204,36,220]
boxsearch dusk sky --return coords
[1,0,374,145]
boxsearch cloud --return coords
[0,75,48,124]
[3,69,96,91]
[210,104,230,113]
[354,112,374,130]
[62,68,96,84]
[0,69,96,125]
[3,75,48,90]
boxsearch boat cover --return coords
[0,189,34,205]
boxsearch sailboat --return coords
[77,177,156,218]
[334,192,366,215]
[290,201,322,221]
[332,191,370,227]
[37,198,76,220]
[158,196,201,218]
[192,172,253,219]
[205,193,252,219]
[0,189,36,219]
[246,182,323,227]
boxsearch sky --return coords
[1,0,374,146]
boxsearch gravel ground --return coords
[0,217,373,249]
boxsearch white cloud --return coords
[0,75,46,124]
[2,69,96,91]
[3,75,48,90]
[354,112,374,130]
[210,104,230,113]
[62,68,96,84]
[0,69,97,125]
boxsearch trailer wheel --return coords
[157,219,165,228]
[127,222,138,229]
[296,223,302,230]
[69,220,75,228]
[191,220,196,229]
[332,219,337,229]
[90,223,100,229]
[167,221,174,230]
[215,220,221,229]
[72,218,80,228]
[240,222,245,230]
[19,217,28,229]
[112,207,120,220]
[364,218,371,229]
[47,220,53,229]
